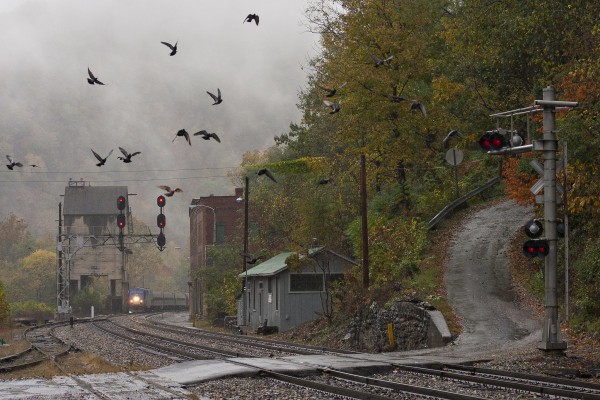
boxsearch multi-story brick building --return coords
[189,188,244,318]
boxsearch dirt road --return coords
[444,200,542,352]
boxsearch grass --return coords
[0,327,30,357]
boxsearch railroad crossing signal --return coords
[116,195,127,252]
[156,195,166,251]
[523,239,549,258]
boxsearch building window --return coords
[216,222,225,244]
[267,277,272,293]
[289,273,324,292]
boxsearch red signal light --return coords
[157,195,166,208]
[479,133,491,151]
[117,214,126,229]
[157,213,166,229]
[523,239,549,258]
[117,196,126,211]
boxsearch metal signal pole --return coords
[534,86,576,351]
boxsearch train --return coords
[128,287,189,312]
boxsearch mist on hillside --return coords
[0,0,317,245]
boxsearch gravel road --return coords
[444,199,541,354]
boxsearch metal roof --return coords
[63,185,128,215]
[238,252,294,278]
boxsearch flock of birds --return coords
[319,53,429,117]
[5,13,276,199]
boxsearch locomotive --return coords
[128,287,188,312]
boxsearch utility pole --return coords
[360,153,369,289]
[484,87,577,352]
[534,87,575,351]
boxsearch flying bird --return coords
[323,100,340,114]
[318,178,332,185]
[87,68,105,85]
[173,129,191,145]
[410,100,427,117]
[193,130,221,143]
[117,147,141,163]
[442,129,463,150]
[257,168,277,183]
[91,148,113,167]
[207,89,223,105]
[241,252,263,265]
[29,164,39,168]
[318,82,347,97]
[370,53,393,68]
[6,155,23,170]
[243,13,259,25]
[161,41,178,56]
[158,185,183,197]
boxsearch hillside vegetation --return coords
[221,1,600,337]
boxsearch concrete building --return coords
[237,248,357,333]
[60,180,129,313]
[189,188,244,318]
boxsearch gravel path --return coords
[444,200,541,352]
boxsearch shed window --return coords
[289,273,323,292]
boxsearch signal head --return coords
[157,195,166,208]
[117,214,126,229]
[117,195,127,211]
[479,132,492,151]
[157,213,166,229]
[157,232,166,248]
[489,131,507,150]
[522,239,549,258]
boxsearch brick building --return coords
[189,188,244,318]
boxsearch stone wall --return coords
[344,300,448,352]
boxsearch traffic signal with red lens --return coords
[117,214,126,229]
[523,239,549,258]
[117,195,126,211]
[479,130,508,151]
[156,195,166,251]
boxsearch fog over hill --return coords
[0,0,318,246]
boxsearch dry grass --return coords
[0,327,29,357]
[1,351,151,380]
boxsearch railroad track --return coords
[88,313,600,399]
[0,323,71,373]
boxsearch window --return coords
[216,222,225,244]
[267,277,272,293]
[290,273,324,292]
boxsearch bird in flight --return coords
[161,41,178,56]
[117,147,141,163]
[6,155,23,170]
[410,100,427,117]
[323,100,340,114]
[370,53,393,68]
[207,89,223,105]
[257,168,277,183]
[173,129,192,145]
[29,164,39,168]
[442,129,463,150]
[91,148,113,167]
[244,13,259,25]
[87,68,105,85]
[318,178,333,185]
[318,81,347,97]
[241,252,263,265]
[158,185,183,197]
[193,130,221,143]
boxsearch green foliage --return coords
[9,301,53,323]
[71,277,109,316]
[0,281,10,327]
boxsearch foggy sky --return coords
[0,0,319,246]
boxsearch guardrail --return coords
[428,176,500,230]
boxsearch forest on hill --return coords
[224,0,600,336]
